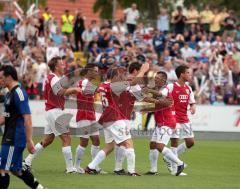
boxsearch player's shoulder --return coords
[185,83,193,91]
[166,83,174,92]
[14,86,28,102]
[99,82,110,89]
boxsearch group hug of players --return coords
[24,56,196,177]
[0,55,197,188]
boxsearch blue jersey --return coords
[2,85,31,147]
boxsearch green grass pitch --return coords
[7,137,240,189]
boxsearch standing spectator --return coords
[82,25,96,50]
[42,7,52,23]
[74,11,85,51]
[51,28,65,46]
[2,13,16,41]
[35,56,47,100]
[223,10,237,40]
[152,30,166,56]
[200,5,214,33]
[16,20,27,48]
[210,8,222,36]
[157,8,169,33]
[186,5,199,26]
[173,6,187,34]
[124,3,139,34]
[61,10,74,40]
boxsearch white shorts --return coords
[151,126,174,145]
[76,120,100,138]
[45,108,72,136]
[171,122,194,139]
[103,120,131,144]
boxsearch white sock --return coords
[149,149,159,172]
[62,146,74,170]
[115,146,126,171]
[91,145,100,170]
[74,145,85,169]
[126,148,135,174]
[91,145,100,159]
[162,147,183,166]
[88,150,106,169]
[171,147,178,156]
[171,147,178,172]
[25,143,44,166]
[36,184,44,189]
[177,143,187,156]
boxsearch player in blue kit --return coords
[0,65,45,189]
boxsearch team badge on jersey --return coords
[185,89,190,94]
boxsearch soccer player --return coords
[0,65,45,189]
[163,65,196,175]
[74,64,104,174]
[85,64,150,176]
[114,63,172,175]
[24,57,81,173]
[145,71,185,176]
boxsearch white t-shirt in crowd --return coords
[17,25,26,42]
[46,46,60,63]
[124,8,139,25]
[36,62,48,83]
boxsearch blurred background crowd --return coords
[0,2,239,105]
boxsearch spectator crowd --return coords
[0,3,239,105]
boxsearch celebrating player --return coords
[24,57,81,173]
[114,63,172,175]
[163,65,196,176]
[145,71,185,176]
[0,65,46,189]
[85,63,150,176]
[74,64,105,174]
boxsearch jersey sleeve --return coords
[81,79,98,95]
[166,83,174,93]
[110,81,130,96]
[14,88,31,115]
[189,86,196,104]
[128,84,144,101]
[161,87,168,97]
[51,76,62,95]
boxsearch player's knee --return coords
[90,135,100,146]
[42,135,55,147]
[156,143,165,152]
[171,139,178,147]
[10,171,20,177]
[80,138,89,147]
[60,133,71,146]
[186,140,194,148]
[149,142,156,149]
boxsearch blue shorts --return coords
[0,145,25,171]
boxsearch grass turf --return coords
[7,137,240,189]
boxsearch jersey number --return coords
[101,92,109,108]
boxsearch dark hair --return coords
[128,62,141,74]
[106,68,119,80]
[156,71,167,79]
[81,63,98,75]
[175,65,189,78]
[0,65,18,81]
[48,57,61,72]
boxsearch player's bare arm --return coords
[0,116,5,125]
[190,103,196,114]
[23,114,35,154]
